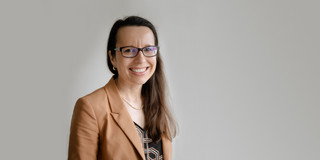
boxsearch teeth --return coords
[131,68,147,72]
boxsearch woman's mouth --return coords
[131,68,146,72]
[130,67,149,73]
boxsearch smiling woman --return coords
[110,26,157,86]
[68,16,177,160]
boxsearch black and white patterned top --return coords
[134,122,163,160]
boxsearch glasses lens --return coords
[122,47,138,57]
[143,46,158,57]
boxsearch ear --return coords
[108,50,116,67]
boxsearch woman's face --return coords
[109,26,157,86]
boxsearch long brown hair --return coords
[106,16,177,142]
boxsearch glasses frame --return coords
[114,46,159,58]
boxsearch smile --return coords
[130,67,148,73]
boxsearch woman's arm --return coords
[68,98,99,160]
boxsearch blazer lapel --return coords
[104,78,145,160]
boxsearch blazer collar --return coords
[104,77,145,159]
[104,77,172,160]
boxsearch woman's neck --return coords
[115,78,143,102]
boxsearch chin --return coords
[134,75,153,85]
[135,78,149,85]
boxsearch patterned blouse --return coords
[134,122,163,160]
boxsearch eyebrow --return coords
[118,45,157,48]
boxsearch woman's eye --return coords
[144,47,154,52]
[124,48,134,53]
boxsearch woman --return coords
[68,16,177,160]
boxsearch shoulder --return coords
[75,77,116,115]
[77,84,110,115]
[81,85,108,103]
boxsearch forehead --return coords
[116,26,155,46]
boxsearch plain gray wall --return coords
[1,0,319,159]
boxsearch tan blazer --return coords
[68,77,172,160]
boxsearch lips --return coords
[131,68,147,72]
[130,67,149,73]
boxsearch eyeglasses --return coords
[114,46,159,58]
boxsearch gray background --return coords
[1,0,319,159]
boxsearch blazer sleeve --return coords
[68,98,99,160]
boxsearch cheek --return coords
[151,59,157,71]
[116,57,128,68]
[151,57,157,65]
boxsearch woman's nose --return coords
[134,50,146,62]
